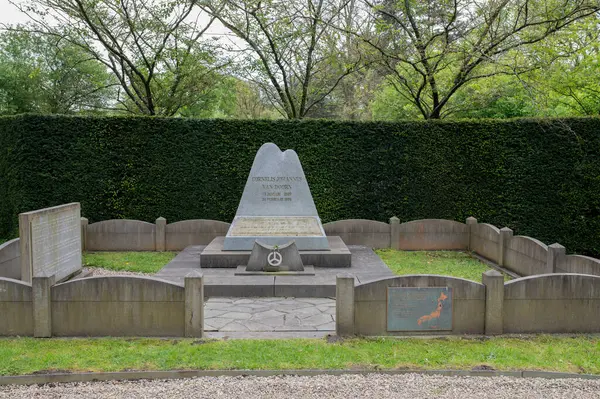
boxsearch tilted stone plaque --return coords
[19,203,82,283]
[387,287,453,331]
[223,143,329,251]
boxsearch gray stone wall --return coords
[504,274,600,333]
[470,223,500,263]
[323,219,390,248]
[0,277,33,336]
[0,238,20,280]
[557,255,600,276]
[394,219,469,250]
[166,220,231,251]
[51,276,186,336]
[86,220,156,251]
[504,236,548,276]
[79,216,600,279]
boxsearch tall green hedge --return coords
[1,115,599,256]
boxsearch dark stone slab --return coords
[235,265,316,276]
[201,236,351,268]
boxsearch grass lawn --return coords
[375,249,507,282]
[83,252,177,274]
[0,336,598,375]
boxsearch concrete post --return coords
[80,217,88,252]
[32,273,55,338]
[184,271,204,338]
[155,217,166,252]
[547,243,566,274]
[466,217,477,251]
[482,270,504,335]
[389,216,400,250]
[498,227,513,267]
[336,273,355,336]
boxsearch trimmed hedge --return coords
[1,115,599,256]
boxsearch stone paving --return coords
[204,297,336,333]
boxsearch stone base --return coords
[201,236,351,268]
[234,265,315,276]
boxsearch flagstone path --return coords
[204,297,336,334]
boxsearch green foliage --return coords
[0,30,115,115]
[83,252,177,273]
[0,336,598,374]
[1,115,599,257]
[375,250,509,282]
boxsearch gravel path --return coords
[1,374,599,398]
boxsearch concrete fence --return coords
[0,238,20,280]
[83,218,231,252]
[68,215,600,278]
[0,273,204,337]
[336,272,600,336]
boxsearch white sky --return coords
[0,0,242,46]
[0,0,29,25]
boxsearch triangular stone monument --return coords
[223,143,329,251]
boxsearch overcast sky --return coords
[0,0,29,25]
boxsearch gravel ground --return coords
[83,267,149,277]
[1,374,599,399]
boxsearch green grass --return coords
[0,336,598,375]
[83,252,177,274]
[375,250,508,282]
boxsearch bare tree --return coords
[8,0,227,116]
[199,0,368,119]
[363,0,600,119]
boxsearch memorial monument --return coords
[223,142,329,251]
[200,143,351,268]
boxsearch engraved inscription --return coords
[30,209,81,279]
[229,217,324,237]
[253,176,303,203]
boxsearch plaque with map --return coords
[387,287,453,331]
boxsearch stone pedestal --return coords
[201,236,352,268]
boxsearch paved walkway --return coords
[204,297,336,334]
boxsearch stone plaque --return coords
[19,203,82,282]
[229,217,324,237]
[387,287,453,331]
[224,143,329,251]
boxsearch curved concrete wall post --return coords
[32,273,55,338]
[155,217,166,252]
[184,272,204,338]
[547,243,566,274]
[389,217,400,250]
[336,274,355,336]
[482,270,504,335]
[465,217,477,251]
[498,228,513,267]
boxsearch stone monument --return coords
[223,142,329,251]
[200,143,351,268]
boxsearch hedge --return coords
[0,114,599,256]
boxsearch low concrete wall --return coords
[324,219,390,248]
[395,219,469,250]
[0,278,33,336]
[51,276,185,336]
[504,236,548,276]
[504,274,600,333]
[470,223,500,263]
[0,238,20,280]
[87,220,156,251]
[353,275,485,336]
[557,255,600,276]
[166,220,231,251]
